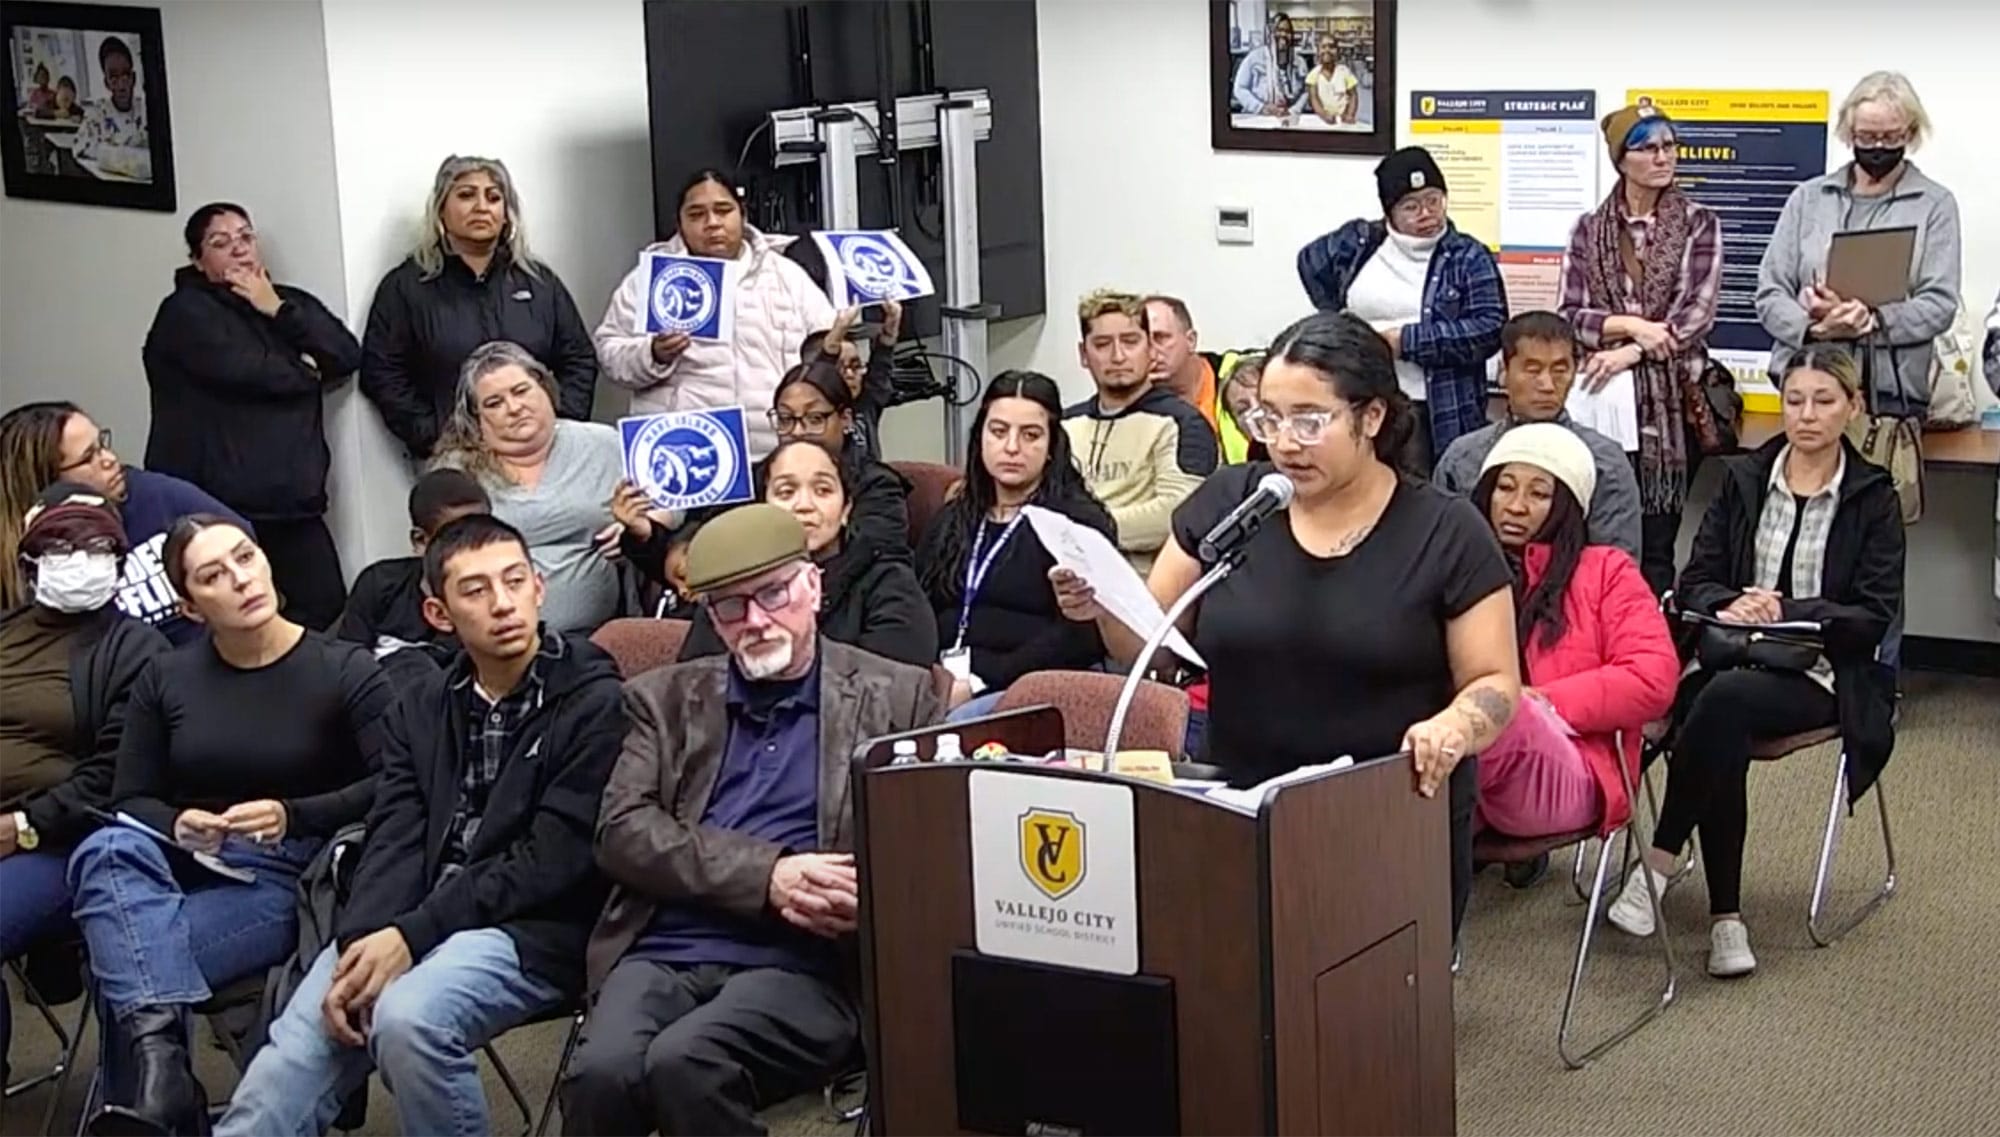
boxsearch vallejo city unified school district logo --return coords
[1018,808,1085,901]
[649,259,720,334]
[630,411,742,509]
[830,233,921,300]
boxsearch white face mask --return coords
[33,551,122,614]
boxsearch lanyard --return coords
[954,512,1026,651]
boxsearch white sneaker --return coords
[1606,862,1673,937]
[1707,918,1757,978]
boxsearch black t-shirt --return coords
[1172,465,1511,787]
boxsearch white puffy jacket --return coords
[595,226,836,459]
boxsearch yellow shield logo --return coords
[1019,809,1085,900]
[1419,95,1437,117]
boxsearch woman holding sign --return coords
[595,168,836,461]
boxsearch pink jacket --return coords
[1520,544,1678,835]
[594,227,835,460]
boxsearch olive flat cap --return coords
[683,503,808,594]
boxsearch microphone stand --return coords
[1101,549,1241,765]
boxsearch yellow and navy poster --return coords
[1626,89,1830,407]
[1409,90,1599,314]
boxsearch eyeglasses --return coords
[1242,405,1345,446]
[203,228,257,252]
[58,429,113,471]
[767,409,837,435]
[1626,141,1677,159]
[33,536,120,557]
[1391,191,1446,221]
[1851,131,1908,149]
[707,570,800,624]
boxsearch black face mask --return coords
[1852,146,1905,179]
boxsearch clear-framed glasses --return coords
[203,228,257,252]
[1391,189,1447,223]
[58,428,112,471]
[707,570,799,624]
[1850,130,1908,149]
[767,409,836,435]
[1242,405,1343,446]
[1626,141,1677,159]
[32,536,121,558]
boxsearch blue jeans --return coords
[216,929,562,1137]
[1,851,77,1071]
[945,690,1007,723]
[67,828,317,1018]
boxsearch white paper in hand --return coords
[1020,506,1204,668]
[1567,368,1640,452]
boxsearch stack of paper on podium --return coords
[1020,506,1203,667]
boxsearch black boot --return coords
[89,1005,208,1136]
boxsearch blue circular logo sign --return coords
[834,234,916,299]
[648,262,718,334]
[632,414,739,509]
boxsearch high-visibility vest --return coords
[1214,351,1255,464]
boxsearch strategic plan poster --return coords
[1625,88,1830,410]
[1408,90,1600,313]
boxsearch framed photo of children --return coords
[1,2,176,212]
[1210,0,1396,156]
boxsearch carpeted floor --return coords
[6,673,1996,1136]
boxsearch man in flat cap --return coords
[563,503,942,1135]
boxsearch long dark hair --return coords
[754,436,857,553]
[1264,310,1416,470]
[919,370,1097,595]
[0,400,84,609]
[1472,468,1586,651]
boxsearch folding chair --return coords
[484,1005,585,1137]
[1748,726,1897,947]
[3,952,91,1137]
[1471,732,1677,1069]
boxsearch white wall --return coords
[0,0,346,471]
[1009,0,1999,399]
[316,0,655,567]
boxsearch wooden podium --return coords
[852,708,1456,1136]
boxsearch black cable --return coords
[904,347,986,406]
[732,119,772,190]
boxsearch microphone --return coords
[1196,472,1295,565]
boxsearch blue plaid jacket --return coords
[1296,219,1507,456]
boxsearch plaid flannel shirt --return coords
[1297,219,1506,455]
[1754,445,1844,691]
[441,638,557,872]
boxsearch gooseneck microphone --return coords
[1196,472,1296,565]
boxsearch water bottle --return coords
[890,739,919,766]
[933,733,965,762]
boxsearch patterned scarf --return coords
[1581,182,1718,512]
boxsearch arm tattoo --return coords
[1450,684,1516,745]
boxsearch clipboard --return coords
[1824,226,1916,308]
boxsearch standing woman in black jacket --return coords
[0,485,165,1084]
[142,201,361,630]
[361,155,598,461]
[1606,345,1904,980]
[67,514,391,1135]
[675,439,936,667]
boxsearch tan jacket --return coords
[586,640,942,990]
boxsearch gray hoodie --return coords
[1756,160,1962,418]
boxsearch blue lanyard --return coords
[954,512,1026,651]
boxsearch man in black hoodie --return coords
[142,202,362,630]
[214,514,624,1137]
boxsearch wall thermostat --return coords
[1215,206,1254,246]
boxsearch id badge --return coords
[941,647,972,681]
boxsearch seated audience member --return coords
[920,372,1116,722]
[560,504,941,1135]
[766,360,910,556]
[1065,290,1218,572]
[1143,295,1222,435]
[0,401,246,644]
[1608,347,1904,978]
[800,300,902,462]
[432,341,626,635]
[336,469,491,660]
[1297,146,1507,470]
[1560,104,1726,595]
[217,515,623,1137]
[71,36,149,179]
[677,439,935,668]
[612,492,701,619]
[362,156,598,461]
[143,202,362,630]
[1435,311,1642,557]
[0,486,167,1083]
[595,168,836,461]
[69,515,390,1135]
[1219,353,1268,462]
[1469,426,1676,854]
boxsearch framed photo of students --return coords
[1210,0,1396,156]
[1,2,176,212]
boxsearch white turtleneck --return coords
[1345,227,1442,402]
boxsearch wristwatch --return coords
[12,810,39,851]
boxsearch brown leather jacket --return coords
[586,639,943,991]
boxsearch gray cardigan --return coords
[1432,412,1642,559]
[1755,160,1962,418]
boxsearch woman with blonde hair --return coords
[362,156,599,460]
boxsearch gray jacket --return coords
[1433,413,1642,558]
[1756,161,1962,418]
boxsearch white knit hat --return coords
[1480,423,1597,515]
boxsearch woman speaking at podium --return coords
[1054,310,1521,933]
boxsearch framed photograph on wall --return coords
[1210,0,1396,156]
[1,2,176,211]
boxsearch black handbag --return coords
[1681,609,1823,673]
